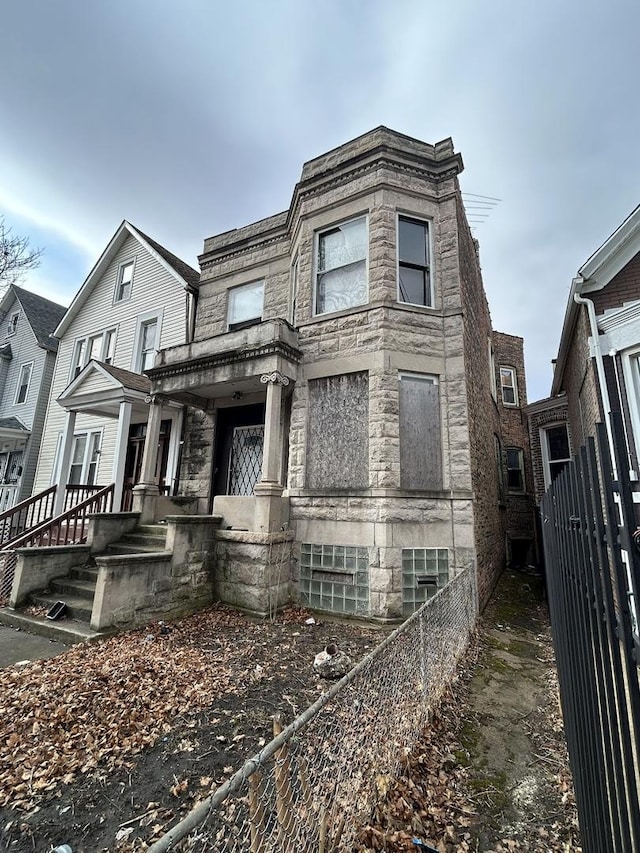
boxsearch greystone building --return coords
[147,127,529,619]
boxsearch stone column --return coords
[53,410,77,516]
[254,371,289,532]
[132,396,163,523]
[111,400,132,512]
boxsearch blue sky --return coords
[1,0,639,400]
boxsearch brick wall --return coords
[526,398,570,504]
[592,251,640,315]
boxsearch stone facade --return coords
[149,127,533,618]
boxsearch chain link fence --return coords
[149,564,478,852]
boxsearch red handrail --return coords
[6,483,115,550]
[0,485,57,546]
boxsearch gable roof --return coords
[55,220,200,338]
[0,286,67,352]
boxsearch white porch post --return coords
[254,371,289,532]
[53,410,77,516]
[111,400,132,511]
[132,395,162,524]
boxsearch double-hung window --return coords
[67,430,102,485]
[6,313,18,336]
[227,280,264,331]
[398,215,432,307]
[541,424,571,488]
[506,448,525,492]
[15,362,32,404]
[70,328,118,378]
[139,319,158,371]
[500,366,518,406]
[115,261,134,302]
[315,216,367,315]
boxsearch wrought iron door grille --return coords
[228,425,264,496]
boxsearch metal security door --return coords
[227,425,264,496]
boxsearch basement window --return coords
[402,548,449,616]
[299,544,369,615]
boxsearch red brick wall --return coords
[592,251,640,315]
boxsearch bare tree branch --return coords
[0,217,43,286]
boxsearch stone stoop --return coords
[1,524,171,645]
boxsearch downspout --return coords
[573,286,617,477]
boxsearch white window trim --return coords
[313,214,369,317]
[396,213,434,308]
[621,348,640,470]
[506,447,525,493]
[114,258,136,304]
[69,327,118,380]
[52,427,104,486]
[226,279,265,331]
[499,365,519,407]
[6,312,19,337]
[540,423,571,490]
[14,361,33,405]
[131,309,163,373]
[398,371,438,385]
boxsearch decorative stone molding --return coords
[260,371,290,386]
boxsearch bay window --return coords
[315,216,367,315]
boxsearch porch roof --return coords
[57,359,152,419]
[0,416,29,436]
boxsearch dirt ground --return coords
[357,570,581,852]
[0,573,579,853]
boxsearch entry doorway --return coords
[212,403,265,500]
[122,419,172,510]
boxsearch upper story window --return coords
[115,261,134,302]
[139,318,158,371]
[71,328,118,378]
[6,312,19,337]
[315,216,367,315]
[398,215,432,307]
[489,341,497,400]
[541,423,571,489]
[227,280,264,331]
[15,362,32,405]
[500,366,518,406]
[506,448,525,492]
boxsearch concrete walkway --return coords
[0,621,69,667]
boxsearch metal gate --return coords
[541,413,640,852]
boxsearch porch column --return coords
[132,395,162,524]
[53,410,77,516]
[259,370,289,484]
[111,401,132,511]
[254,371,289,533]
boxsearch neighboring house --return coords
[493,332,537,567]
[32,221,198,514]
[143,127,534,618]
[527,204,640,504]
[0,286,66,511]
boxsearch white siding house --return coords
[33,222,199,513]
[0,286,66,510]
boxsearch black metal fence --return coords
[541,413,640,852]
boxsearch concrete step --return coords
[30,591,93,623]
[105,542,165,555]
[49,577,96,600]
[137,524,168,536]
[69,565,98,583]
[0,607,110,644]
[120,532,167,548]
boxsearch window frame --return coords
[499,366,519,407]
[69,327,118,379]
[132,309,163,373]
[540,423,571,489]
[313,214,369,317]
[66,428,103,485]
[396,214,433,308]
[114,259,135,303]
[489,341,497,401]
[226,279,265,332]
[506,447,525,493]
[398,371,442,490]
[14,361,33,405]
[6,312,19,337]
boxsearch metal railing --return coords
[64,483,107,510]
[0,485,56,546]
[148,565,478,852]
[541,414,640,853]
[0,484,114,604]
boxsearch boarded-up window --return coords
[399,373,442,490]
[306,372,369,488]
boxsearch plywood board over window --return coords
[399,372,442,490]
[306,372,369,488]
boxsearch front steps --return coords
[0,524,170,645]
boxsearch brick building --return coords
[528,204,640,507]
[145,127,533,618]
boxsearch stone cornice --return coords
[147,339,302,381]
